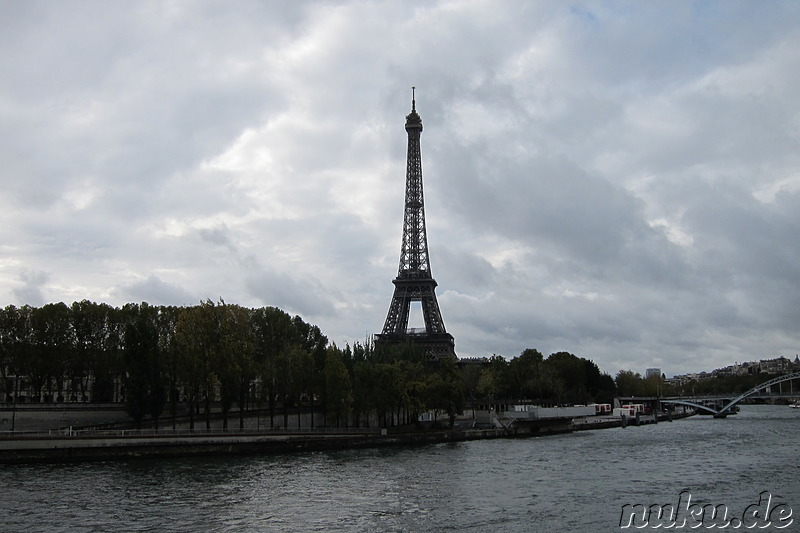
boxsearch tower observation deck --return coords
[375,89,456,360]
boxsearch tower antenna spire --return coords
[412,86,416,111]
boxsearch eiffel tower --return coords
[375,89,456,360]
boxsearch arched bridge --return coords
[661,371,800,418]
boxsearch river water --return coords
[1,405,797,532]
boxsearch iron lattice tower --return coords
[376,89,456,360]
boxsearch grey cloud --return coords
[1,1,799,375]
[11,270,49,307]
[113,275,196,307]
[244,266,335,320]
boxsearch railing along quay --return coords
[0,427,385,440]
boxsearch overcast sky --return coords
[2,1,799,376]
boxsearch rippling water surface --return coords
[1,405,798,532]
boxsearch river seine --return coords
[1,404,797,531]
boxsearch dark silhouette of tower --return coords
[375,89,456,360]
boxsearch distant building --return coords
[669,372,710,385]
[757,357,793,374]
[704,356,797,378]
[712,363,748,377]
[645,368,662,379]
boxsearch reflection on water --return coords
[1,405,797,532]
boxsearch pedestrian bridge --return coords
[660,371,800,417]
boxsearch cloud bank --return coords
[2,1,799,375]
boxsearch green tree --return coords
[460,362,483,415]
[93,304,124,403]
[216,303,255,430]
[509,349,544,400]
[155,305,181,428]
[352,358,376,427]
[324,347,352,427]
[641,373,665,397]
[543,352,584,404]
[251,307,296,428]
[615,370,643,397]
[593,371,617,404]
[0,306,21,403]
[477,355,509,406]
[27,303,73,403]
[399,359,428,425]
[276,342,302,429]
[373,362,402,427]
[122,303,166,427]
[428,358,464,428]
[291,317,328,428]
[175,301,218,429]
[71,300,115,402]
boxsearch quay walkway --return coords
[0,427,389,463]
[0,411,695,464]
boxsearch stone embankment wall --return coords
[0,426,543,464]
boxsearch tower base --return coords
[374,332,456,361]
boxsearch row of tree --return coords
[0,300,466,429]
[1,300,624,430]
[464,349,618,406]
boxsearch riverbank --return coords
[2,405,791,532]
[0,410,694,464]
[0,426,561,464]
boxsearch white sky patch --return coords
[752,174,800,204]
[501,33,554,82]
[62,179,99,211]
[688,30,800,100]
[543,286,603,301]
[146,218,190,239]
[624,95,694,143]
[449,99,518,145]
[198,118,321,221]
[328,166,392,224]
[144,215,240,241]
[203,127,275,174]
[648,218,694,247]
[479,242,530,272]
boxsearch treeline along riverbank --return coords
[2,300,620,433]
